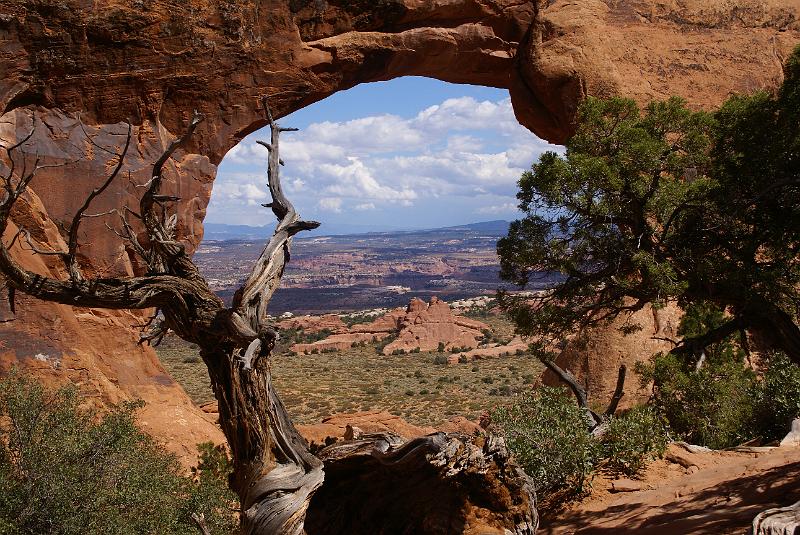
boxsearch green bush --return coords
[432,354,448,365]
[638,350,756,449]
[0,372,237,535]
[600,406,670,477]
[751,352,800,442]
[636,303,800,448]
[491,387,598,500]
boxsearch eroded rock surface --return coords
[0,0,798,452]
[541,302,683,409]
[290,297,490,355]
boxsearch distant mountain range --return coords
[202,220,511,241]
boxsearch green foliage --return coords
[498,46,800,359]
[638,309,800,448]
[491,387,598,500]
[599,406,670,477]
[752,352,800,440]
[0,372,237,535]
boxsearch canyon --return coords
[0,0,799,466]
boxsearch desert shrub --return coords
[432,355,448,365]
[639,350,756,449]
[599,406,670,477]
[437,342,446,353]
[0,372,237,535]
[636,302,758,449]
[374,334,397,354]
[491,387,598,500]
[638,303,800,448]
[751,352,800,442]
[458,355,468,364]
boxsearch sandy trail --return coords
[540,444,800,534]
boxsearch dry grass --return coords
[155,315,544,427]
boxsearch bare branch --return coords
[540,358,603,429]
[190,513,212,535]
[12,227,68,257]
[603,365,627,418]
[65,122,132,281]
[138,312,169,346]
[232,98,319,330]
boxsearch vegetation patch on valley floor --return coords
[156,313,543,427]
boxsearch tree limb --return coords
[603,364,627,418]
[540,358,602,429]
[64,122,132,281]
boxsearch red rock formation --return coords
[350,308,407,335]
[276,314,348,334]
[292,297,491,355]
[541,302,682,409]
[291,332,387,355]
[383,297,490,354]
[296,410,483,450]
[0,186,224,465]
[0,0,797,455]
[447,336,530,364]
[297,410,437,450]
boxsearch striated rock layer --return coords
[0,0,798,453]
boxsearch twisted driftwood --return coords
[0,101,537,534]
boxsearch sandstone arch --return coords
[0,0,798,477]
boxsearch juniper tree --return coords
[499,47,800,363]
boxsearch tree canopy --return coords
[498,46,800,362]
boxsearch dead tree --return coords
[0,102,538,534]
[541,358,627,433]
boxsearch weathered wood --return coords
[0,106,539,534]
[752,500,800,535]
[305,432,538,535]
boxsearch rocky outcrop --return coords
[297,410,437,450]
[447,336,530,363]
[291,332,387,354]
[0,0,797,454]
[383,297,490,355]
[541,302,682,409]
[276,314,348,334]
[0,185,224,465]
[291,297,490,355]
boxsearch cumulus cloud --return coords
[317,197,343,213]
[476,201,520,215]
[209,94,563,226]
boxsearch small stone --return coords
[611,479,643,492]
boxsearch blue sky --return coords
[206,77,563,234]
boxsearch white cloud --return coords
[476,201,520,215]
[210,94,564,226]
[317,197,343,213]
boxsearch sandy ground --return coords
[540,443,800,534]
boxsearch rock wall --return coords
[0,0,798,455]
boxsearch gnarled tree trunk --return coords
[0,103,537,534]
